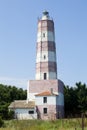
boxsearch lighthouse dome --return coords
[42,10,50,20]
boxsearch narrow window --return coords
[44,73,47,80]
[44,55,46,59]
[43,108,47,114]
[28,111,34,114]
[43,97,47,103]
[43,33,45,37]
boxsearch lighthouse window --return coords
[43,33,45,37]
[44,55,46,59]
[44,73,47,80]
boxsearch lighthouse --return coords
[9,11,64,120]
[36,11,57,80]
[27,11,64,119]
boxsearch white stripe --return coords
[37,31,55,42]
[36,51,56,63]
[35,72,57,80]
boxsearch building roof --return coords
[35,91,58,96]
[9,100,35,109]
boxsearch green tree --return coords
[64,82,87,117]
[0,116,4,127]
[76,82,87,113]
[0,84,27,119]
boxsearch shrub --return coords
[0,116,4,127]
[8,110,14,119]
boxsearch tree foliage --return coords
[0,84,27,119]
[64,82,87,117]
[0,116,4,127]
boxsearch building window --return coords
[43,108,47,114]
[44,73,47,80]
[44,55,46,59]
[43,33,45,37]
[43,97,47,103]
[28,110,34,114]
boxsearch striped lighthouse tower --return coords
[28,11,64,119]
[36,11,57,80]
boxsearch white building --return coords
[9,100,37,120]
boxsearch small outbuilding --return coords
[9,100,37,120]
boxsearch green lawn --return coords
[0,118,87,130]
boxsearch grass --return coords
[0,118,87,130]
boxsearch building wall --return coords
[56,93,64,106]
[37,31,55,42]
[27,79,64,101]
[36,104,64,120]
[35,94,64,119]
[36,51,56,63]
[35,96,56,105]
[29,79,58,93]
[14,108,37,120]
[56,105,64,118]
[27,79,59,100]
[27,79,64,119]
[36,72,57,80]
[36,105,56,120]
[36,41,55,52]
[58,79,64,94]
[35,96,56,120]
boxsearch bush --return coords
[0,116,4,127]
[8,110,14,119]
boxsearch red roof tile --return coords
[35,91,57,96]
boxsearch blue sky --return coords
[0,0,87,89]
